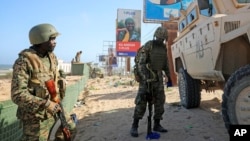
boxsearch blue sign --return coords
[143,0,194,23]
[117,51,137,57]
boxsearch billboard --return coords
[116,9,141,57]
[99,55,106,62]
[107,48,118,67]
[143,0,194,23]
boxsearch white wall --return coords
[58,59,71,74]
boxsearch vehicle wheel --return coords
[178,68,201,108]
[222,64,250,131]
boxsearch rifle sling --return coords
[48,118,62,141]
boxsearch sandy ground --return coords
[72,76,229,141]
[0,79,12,101]
[0,75,230,141]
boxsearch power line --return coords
[141,24,158,43]
[142,24,158,39]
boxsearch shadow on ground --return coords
[73,88,229,141]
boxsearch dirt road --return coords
[72,76,229,141]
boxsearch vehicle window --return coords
[198,0,216,17]
[179,19,187,31]
[187,8,197,24]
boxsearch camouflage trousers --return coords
[20,113,76,141]
[20,116,54,141]
[132,80,166,120]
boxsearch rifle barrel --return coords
[147,101,152,135]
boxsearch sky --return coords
[0,0,160,65]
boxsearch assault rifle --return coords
[145,64,155,137]
[145,64,160,140]
[146,88,153,136]
[45,79,71,141]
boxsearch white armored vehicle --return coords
[171,0,250,130]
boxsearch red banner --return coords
[116,41,140,52]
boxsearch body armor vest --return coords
[20,49,58,92]
[149,43,167,71]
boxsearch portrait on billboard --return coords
[116,9,141,57]
[116,18,140,42]
[116,9,141,42]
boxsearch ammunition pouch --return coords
[28,79,48,99]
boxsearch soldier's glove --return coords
[45,100,62,115]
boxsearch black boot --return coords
[153,119,168,132]
[130,119,139,137]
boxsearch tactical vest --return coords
[17,48,59,120]
[20,49,58,93]
[133,41,167,82]
[148,42,167,71]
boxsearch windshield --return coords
[237,0,250,3]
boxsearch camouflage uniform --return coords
[130,26,169,137]
[133,40,169,120]
[11,24,76,141]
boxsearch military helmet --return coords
[29,23,60,45]
[154,26,168,40]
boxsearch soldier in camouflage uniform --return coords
[130,26,170,137]
[11,23,75,141]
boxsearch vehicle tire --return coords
[178,68,201,109]
[222,64,250,131]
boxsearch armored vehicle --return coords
[171,0,250,130]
